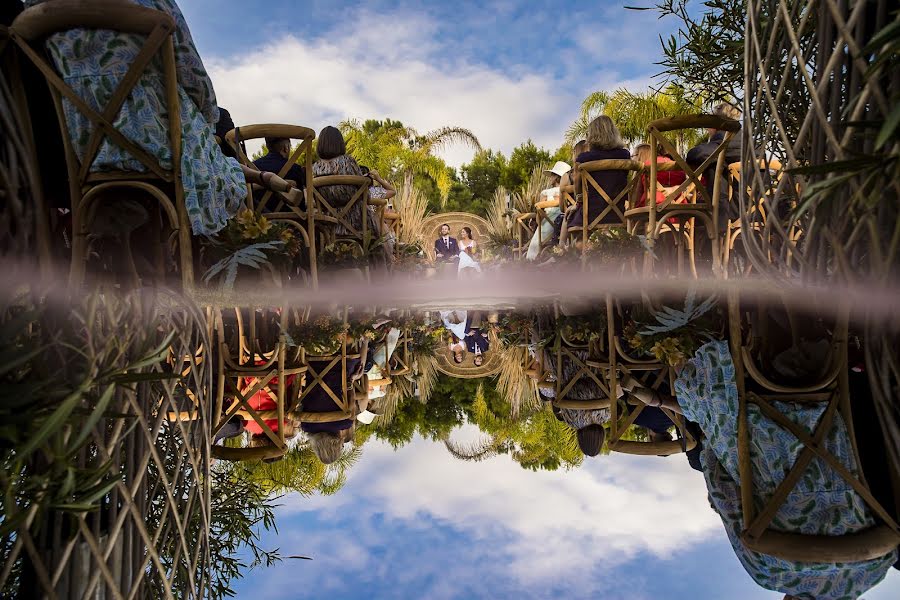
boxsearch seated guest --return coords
[464,327,489,367]
[214,106,236,158]
[552,406,606,458]
[301,355,365,464]
[313,126,382,241]
[686,102,742,228]
[558,116,631,246]
[526,156,574,260]
[22,0,267,236]
[253,136,307,210]
[624,334,897,599]
[632,143,687,208]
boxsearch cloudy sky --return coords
[233,426,900,599]
[180,0,670,167]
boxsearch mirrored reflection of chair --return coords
[297,313,368,424]
[9,1,194,289]
[727,292,900,562]
[626,114,740,277]
[212,307,307,461]
[550,306,611,411]
[604,298,697,456]
[567,159,643,256]
[226,124,319,286]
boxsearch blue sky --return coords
[233,427,900,599]
[178,0,675,166]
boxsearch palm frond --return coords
[639,289,718,335]
[418,126,482,154]
[202,241,283,292]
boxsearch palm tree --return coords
[340,119,481,205]
[567,85,706,153]
[234,440,362,497]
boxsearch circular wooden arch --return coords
[434,345,502,378]
[421,212,491,261]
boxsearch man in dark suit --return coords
[434,223,459,263]
[253,137,307,210]
[464,328,490,366]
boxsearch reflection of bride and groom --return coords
[434,223,481,277]
[439,309,490,366]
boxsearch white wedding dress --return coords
[457,241,481,275]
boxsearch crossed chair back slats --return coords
[225,124,318,287]
[604,298,697,456]
[212,307,307,461]
[311,175,379,245]
[551,307,611,410]
[626,114,741,277]
[727,292,900,562]
[532,189,564,258]
[388,328,412,377]
[569,159,643,256]
[10,1,195,289]
[297,317,367,423]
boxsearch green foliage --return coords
[232,443,361,498]
[460,149,507,211]
[639,0,745,104]
[203,242,283,292]
[501,140,552,192]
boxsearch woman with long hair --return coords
[457,226,481,276]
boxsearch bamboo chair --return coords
[225,124,322,287]
[10,1,195,289]
[311,174,385,250]
[722,159,786,277]
[550,304,611,411]
[727,291,900,562]
[387,327,412,377]
[296,316,369,424]
[211,306,307,461]
[625,114,740,278]
[604,297,697,456]
[514,211,536,259]
[531,192,563,258]
[566,159,643,258]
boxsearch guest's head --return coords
[473,354,484,367]
[632,143,652,164]
[587,116,625,150]
[573,139,589,160]
[440,223,451,237]
[265,136,291,158]
[709,102,741,138]
[544,160,571,187]
[308,431,343,464]
[459,226,473,241]
[317,126,346,159]
[577,424,605,457]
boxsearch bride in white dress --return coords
[457,227,481,276]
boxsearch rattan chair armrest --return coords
[610,438,697,455]
[742,527,900,563]
[212,445,286,461]
[296,411,353,423]
[553,399,611,410]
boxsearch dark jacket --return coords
[686,131,743,228]
[572,147,631,226]
[434,236,459,262]
[300,358,360,434]
[464,329,490,354]
[254,151,307,189]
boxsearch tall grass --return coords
[393,175,429,246]
[495,344,541,418]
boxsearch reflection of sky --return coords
[234,430,900,599]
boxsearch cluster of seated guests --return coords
[10,0,395,270]
[525,102,743,259]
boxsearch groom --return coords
[434,223,459,264]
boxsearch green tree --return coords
[501,140,552,192]
[234,440,364,497]
[461,149,507,208]
[340,118,481,204]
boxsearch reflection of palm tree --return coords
[443,385,582,470]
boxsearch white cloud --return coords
[273,432,721,597]
[205,9,649,168]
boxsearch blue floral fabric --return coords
[25,0,246,235]
[674,340,896,599]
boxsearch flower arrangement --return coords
[286,314,346,355]
[623,292,721,367]
[497,312,534,347]
[347,315,379,342]
[393,242,429,270]
[318,240,365,269]
[585,228,644,262]
[207,208,301,260]
[557,313,608,344]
